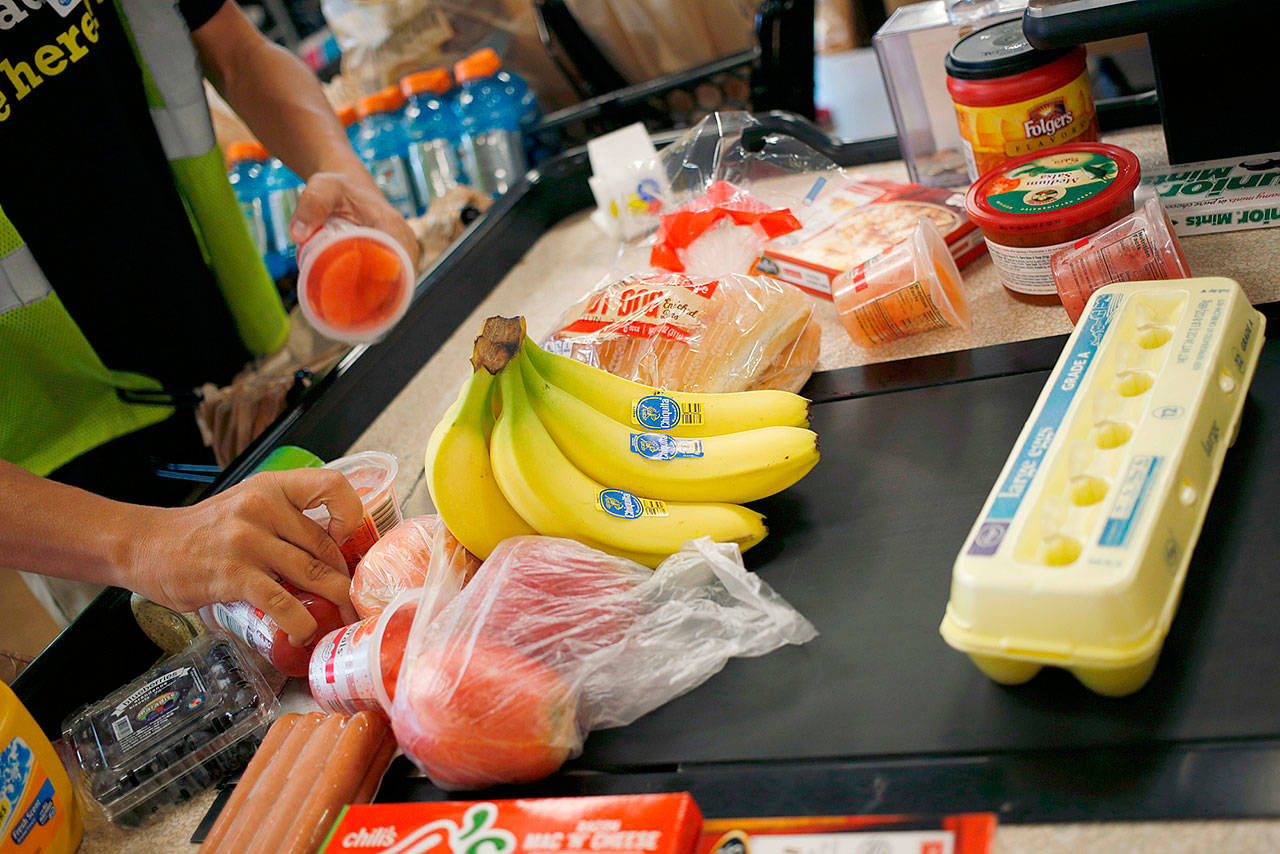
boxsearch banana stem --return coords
[471,316,527,374]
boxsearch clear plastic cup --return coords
[306,450,403,571]
[309,590,417,714]
[831,217,971,348]
[1051,197,1192,324]
[297,218,413,343]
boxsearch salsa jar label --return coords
[983,151,1120,215]
[954,70,1098,180]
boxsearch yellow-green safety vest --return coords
[0,0,289,477]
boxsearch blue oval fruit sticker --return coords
[633,395,682,430]
[597,489,668,519]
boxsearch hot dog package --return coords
[389,536,817,790]
[543,271,819,393]
[350,515,481,620]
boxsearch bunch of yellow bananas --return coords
[424,317,820,567]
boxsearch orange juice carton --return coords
[941,278,1265,696]
[319,793,703,854]
[751,179,986,298]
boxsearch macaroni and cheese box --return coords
[319,793,703,854]
[750,180,986,298]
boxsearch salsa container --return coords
[964,143,1141,302]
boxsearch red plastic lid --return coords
[454,48,501,83]
[401,68,451,96]
[356,86,407,118]
[965,143,1141,236]
[225,140,269,165]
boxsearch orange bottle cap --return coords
[401,68,452,97]
[336,104,358,127]
[356,86,407,119]
[454,48,501,83]
[225,140,269,165]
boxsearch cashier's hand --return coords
[123,469,362,644]
[290,168,421,271]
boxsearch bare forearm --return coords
[0,460,144,588]
[196,5,363,181]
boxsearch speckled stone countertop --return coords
[79,125,1280,852]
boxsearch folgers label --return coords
[946,18,1099,181]
[318,793,703,854]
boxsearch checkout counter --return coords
[18,114,1280,852]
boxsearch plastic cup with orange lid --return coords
[297,218,414,343]
[831,217,972,348]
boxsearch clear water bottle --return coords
[265,157,303,274]
[453,49,536,196]
[400,68,466,210]
[225,141,286,277]
[355,87,419,218]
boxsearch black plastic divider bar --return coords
[377,738,1280,824]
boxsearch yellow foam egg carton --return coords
[940,278,1265,696]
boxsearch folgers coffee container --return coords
[965,143,1141,304]
[946,18,1098,182]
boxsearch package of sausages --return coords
[543,271,820,394]
[388,536,817,790]
[198,710,397,854]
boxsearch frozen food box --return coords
[940,278,1265,696]
[319,793,703,854]
[1140,151,1280,236]
[751,179,986,298]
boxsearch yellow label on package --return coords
[940,278,1265,696]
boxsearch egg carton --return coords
[940,278,1265,696]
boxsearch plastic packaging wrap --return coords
[389,535,817,790]
[350,515,481,619]
[543,271,818,393]
[649,180,801,274]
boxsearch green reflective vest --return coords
[0,0,288,477]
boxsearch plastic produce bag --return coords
[350,515,481,620]
[389,535,817,790]
[650,180,801,274]
[543,270,819,393]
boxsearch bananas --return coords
[519,355,818,503]
[424,366,536,559]
[490,360,768,565]
[523,338,810,439]
[425,316,819,567]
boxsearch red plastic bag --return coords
[389,536,817,790]
[650,180,801,273]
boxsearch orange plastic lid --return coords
[225,140,269,165]
[401,68,451,97]
[336,104,358,127]
[356,86,407,118]
[454,48,501,83]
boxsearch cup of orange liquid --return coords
[831,217,971,348]
[297,218,413,343]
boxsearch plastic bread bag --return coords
[350,516,481,620]
[542,270,820,393]
[388,535,817,790]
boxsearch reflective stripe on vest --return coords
[112,0,289,356]
[0,245,53,315]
